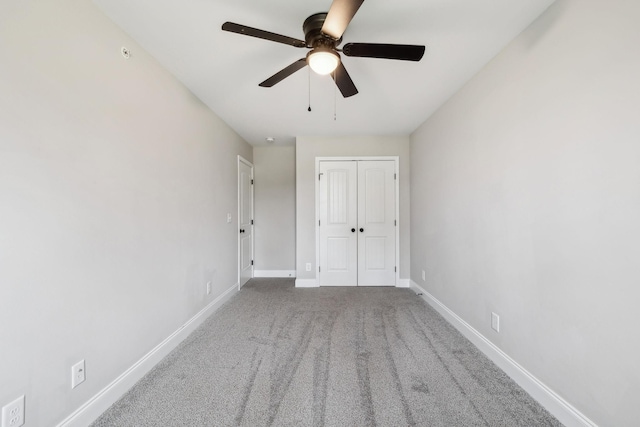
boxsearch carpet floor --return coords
[92,278,562,426]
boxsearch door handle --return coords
[239,229,244,233]
[351,228,356,233]
[359,228,364,232]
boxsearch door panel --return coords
[239,159,253,288]
[364,168,386,224]
[327,237,350,271]
[328,170,349,224]
[364,237,387,270]
[319,161,357,286]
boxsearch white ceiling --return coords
[92,0,554,146]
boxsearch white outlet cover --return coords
[1,395,25,427]
[71,360,86,389]
[227,213,232,223]
[491,312,500,332]
[305,263,311,272]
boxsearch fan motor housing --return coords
[303,12,341,48]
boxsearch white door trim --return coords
[238,155,254,289]
[315,156,400,287]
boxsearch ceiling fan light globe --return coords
[308,49,340,75]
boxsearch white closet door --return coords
[357,161,396,286]
[319,161,358,286]
[319,160,396,287]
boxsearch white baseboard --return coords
[295,278,319,288]
[254,270,296,278]
[296,278,408,288]
[409,281,597,427]
[57,282,240,427]
[396,278,410,288]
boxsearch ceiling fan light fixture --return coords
[307,48,340,75]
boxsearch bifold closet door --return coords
[319,160,396,286]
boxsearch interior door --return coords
[319,161,358,286]
[318,160,396,286]
[357,160,396,286]
[238,158,253,288]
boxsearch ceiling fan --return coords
[221,0,425,98]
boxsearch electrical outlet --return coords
[421,270,426,281]
[206,281,211,295]
[71,360,86,389]
[226,213,232,223]
[305,263,311,272]
[491,312,500,332]
[2,395,25,427]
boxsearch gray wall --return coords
[410,0,640,425]
[296,136,410,282]
[0,1,252,425]
[253,146,296,273]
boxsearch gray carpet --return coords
[92,278,562,426]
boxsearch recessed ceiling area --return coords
[92,0,554,146]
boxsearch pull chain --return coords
[308,67,312,112]
[334,76,337,121]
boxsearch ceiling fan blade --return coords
[343,43,425,61]
[222,22,306,48]
[332,61,358,98]
[321,0,365,40]
[259,59,308,87]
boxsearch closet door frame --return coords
[315,156,400,287]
